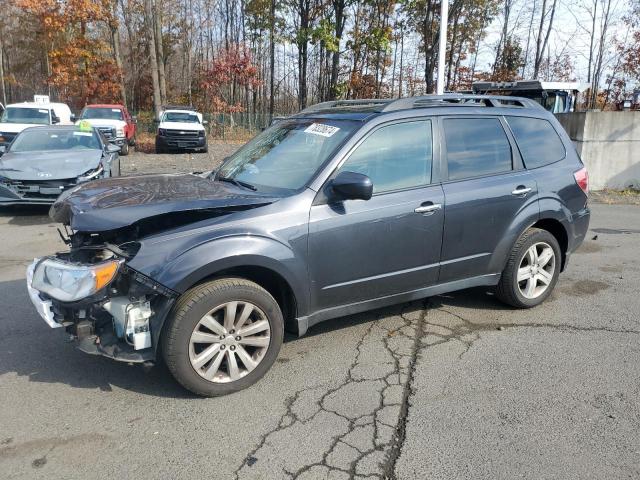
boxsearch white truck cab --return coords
[155,106,208,153]
[0,95,74,147]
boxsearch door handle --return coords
[414,203,442,215]
[511,186,532,196]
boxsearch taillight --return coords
[574,167,588,194]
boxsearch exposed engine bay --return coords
[29,232,177,363]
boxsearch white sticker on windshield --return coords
[73,132,93,137]
[304,123,340,137]
[39,109,48,113]
[112,108,120,112]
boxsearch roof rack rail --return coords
[299,99,393,114]
[299,94,543,115]
[381,94,541,112]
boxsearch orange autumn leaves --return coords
[17,0,122,107]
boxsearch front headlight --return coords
[32,258,122,302]
[77,163,104,182]
[116,128,125,137]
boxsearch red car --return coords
[77,104,136,155]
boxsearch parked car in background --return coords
[28,95,589,396]
[0,125,120,205]
[0,95,74,149]
[155,106,208,153]
[77,104,136,156]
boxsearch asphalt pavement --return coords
[0,203,638,480]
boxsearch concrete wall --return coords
[556,112,640,190]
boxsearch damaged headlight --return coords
[32,258,122,302]
[77,163,104,182]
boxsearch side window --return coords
[506,116,565,169]
[337,120,432,194]
[443,118,512,181]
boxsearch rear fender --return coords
[488,200,540,274]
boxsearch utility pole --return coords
[436,0,448,95]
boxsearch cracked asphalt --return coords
[0,202,639,480]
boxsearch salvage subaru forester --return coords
[27,95,590,396]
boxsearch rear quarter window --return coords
[506,116,565,169]
[443,117,513,181]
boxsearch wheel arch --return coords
[144,235,309,337]
[530,218,569,270]
[193,265,299,334]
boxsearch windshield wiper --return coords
[217,175,257,191]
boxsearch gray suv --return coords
[27,95,590,396]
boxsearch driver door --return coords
[307,119,444,312]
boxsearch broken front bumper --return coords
[0,180,76,205]
[26,258,177,363]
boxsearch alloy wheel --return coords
[189,301,271,383]
[516,241,556,299]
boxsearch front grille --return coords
[164,129,200,138]
[6,179,76,199]
[0,132,17,145]
[98,127,115,139]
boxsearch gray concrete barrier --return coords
[555,111,640,190]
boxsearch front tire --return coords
[496,228,561,308]
[119,142,129,156]
[162,278,284,396]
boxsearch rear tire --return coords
[496,228,561,308]
[162,278,284,396]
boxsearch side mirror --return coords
[70,114,77,122]
[202,120,208,125]
[106,144,121,154]
[51,114,60,124]
[331,171,373,201]
[0,145,6,156]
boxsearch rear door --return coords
[308,119,444,311]
[439,116,538,282]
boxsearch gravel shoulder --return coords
[121,142,241,176]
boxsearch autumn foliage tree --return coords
[16,0,123,108]
[199,45,262,114]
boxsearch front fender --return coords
[134,234,309,316]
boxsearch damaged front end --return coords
[27,234,177,363]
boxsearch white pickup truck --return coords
[155,107,208,153]
[0,95,74,149]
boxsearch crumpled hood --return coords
[49,173,277,232]
[0,150,102,180]
[159,121,205,131]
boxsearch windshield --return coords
[81,107,123,121]
[217,118,359,194]
[10,128,102,152]
[1,107,50,125]
[162,112,200,123]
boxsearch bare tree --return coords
[533,0,558,78]
[144,0,162,119]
